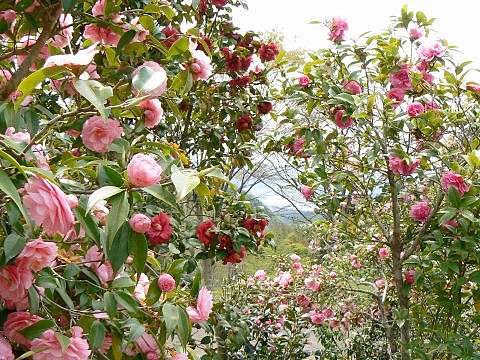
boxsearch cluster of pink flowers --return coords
[31,326,91,360]
[388,156,420,176]
[0,239,57,309]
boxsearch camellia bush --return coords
[264,6,480,360]
[0,0,279,359]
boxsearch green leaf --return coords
[74,205,101,244]
[447,187,461,207]
[73,79,113,119]
[416,11,427,24]
[111,276,136,288]
[56,333,71,352]
[171,165,200,200]
[56,287,74,309]
[19,319,55,340]
[28,286,39,314]
[106,191,129,249]
[61,0,75,11]
[177,306,191,348]
[144,184,181,211]
[0,169,31,227]
[108,222,131,272]
[145,278,161,305]
[114,291,139,313]
[15,66,70,109]
[98,164,124,187]
[138,15,155,33]
[190,270,201,297]
[87,186,124,213]
[166,37,189,59]
[89,320,106,349]
[199,166,229,182]
[129,232,148,274]
[162,303,179,335]
[104,292,117,318]
[132,66,167,94]
[3,233,26,262]
[116,30,137,54]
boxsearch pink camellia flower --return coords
[254,270,267,281]
[443,219,459,229]
[329,271,337,278]
[424,100,440,110]
[292,137,306,156]
[127,153,163,188]
[130,17,149,42]
[259,42,279,62]
[388,156,420,176]
[378,247,389,259]
[343,80,362,95]
[31,326,91,360]
[277,271,292,288]
[350,255,362,269]
[305,277,321,292]
[300,185,314,201]
[23,176,75,236]
[138,99,163,128]
[92,0,106,16]
[387,87,405,106]
[83,24,121,46]
[84,245,102,268]
[44,44,98,68]
[418,41,446,62]
[407,102,425,117]
[0,10,16,23]
[409,26,423,40]
[5,127,31,143]
[134,333,160,360]
[132,61,168,98]
[81,116,123,153]
[96,263,114,286]
[52,13,73,48]
[129,214,152,233]
[0,69,12,87]
[409,201,432,222]
[309,309,327,325]
[404,269,415,285]
[292,261,304,274]
[298,75,311,87]
[329,17,348,42]
[146,212,173,245]
[4,312,42,348]
[158,273,176,292]
[190,50,212,81]
[134,273,150,302]
[441,171,470,196]
[375,278,385,288]
[17,239,58,272]
[390,65,411,90]
[290,254,301,262]
[0,335,14,360]
[0,265,33,307]
[466,83,480,93]
[187,287,213,323]
[297,294,311,308]
[170,352,188,360]
[334,109,353,129]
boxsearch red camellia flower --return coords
[441,171,470,196]
[243,217,268,237]
[387,87,405,106]
[229,75,251,88]
[257,101,273,114]
[224,246,247,264]
[466,82,480,93]
[211,0,228,8]
[218,234,232,249]
[146,212,173,245]
[404,269,415,285]
[258,42,279,62]
[236,114,253,132]
[161,26,181,48]
[196,219,216,246]
[222,48,252,72]
[334,109,353,129]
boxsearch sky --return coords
[231,0,480,213]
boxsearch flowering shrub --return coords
[0,0,278,358]
[265,5,480,359]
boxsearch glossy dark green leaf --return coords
[108,222,131,272]
[129,232,148,274]
[89,320,106,349]
[19,319,55,340]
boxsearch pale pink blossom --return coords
[4,311,42,348]
[418,41,446,62]
[134,273,150,302]
[191,50,212,81]
[187,287,213,323]
[138,99,163,128]
[329,17,348,42]
[0,10,16,23]
[23,176,75,236]
[409,26,423,40]
[134,333,160,360]
[96,263,114,286]
[304,277,320,291]
[292,261,304,274]
[83,24,120,46]
[378,247,389,259]
[92,0,106,16]
[158,273,176,292]
[441,171,470,196]
[375,278,385,288]
[410,201,431,222]
[81,116,123,153]
[66,194,79,209]
[300,185,314,201]
[127,153,163,187]
[0,265,33,307]
[129,213,152,233]
[5,127,30,143]
[254,270,267,281]
[17,239,58,272]
[329,271,337,278]
[52,14,73,48]
[0,336,14,360]
[290,254,301,262]
[130,17,149,42]
[31,326,91,360]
